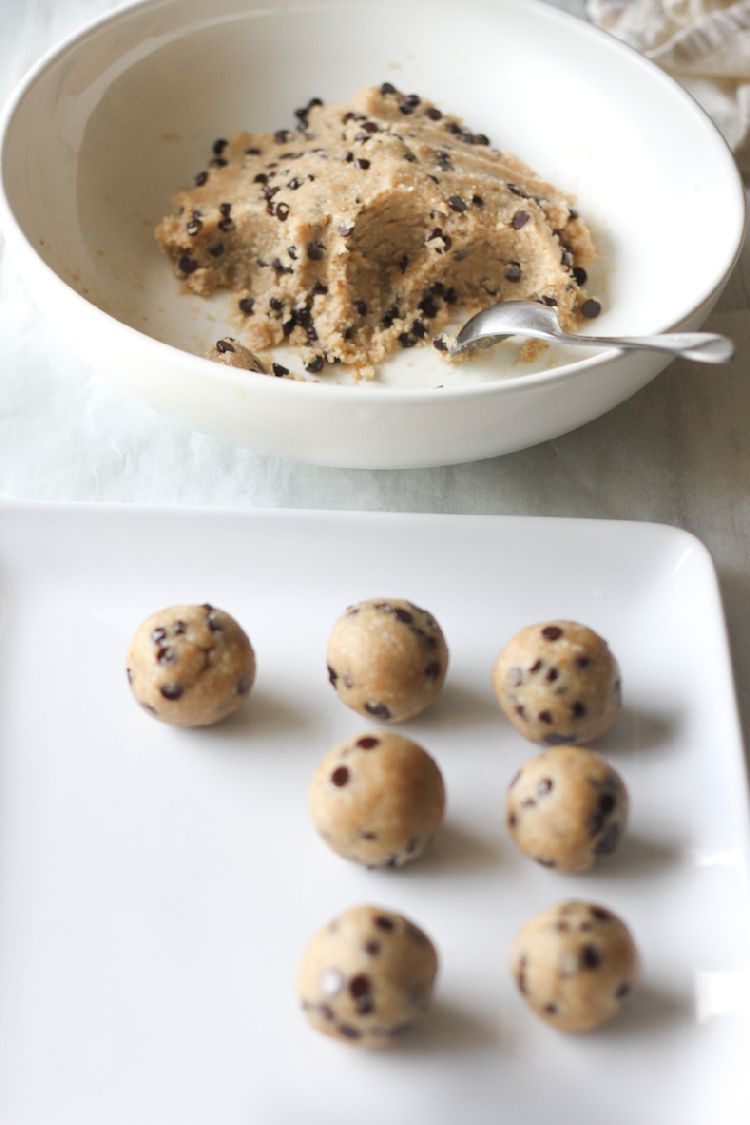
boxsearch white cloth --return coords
[588,0,750,167]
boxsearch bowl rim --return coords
[0,0,745,404]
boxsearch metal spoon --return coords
[452,301,734,364]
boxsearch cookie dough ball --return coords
[492,620,621,745]
[327,599,448,722]
[309,732,445,868]
[510,900,639,1032]
[506,746,628,872]
[126,603,255,726]
[298,904,439,1046]
[207,337,266,371]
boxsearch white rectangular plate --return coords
[0,503,749,1125]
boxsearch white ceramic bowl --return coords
[0,0,744,468]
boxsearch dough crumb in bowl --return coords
[155,84,601,379]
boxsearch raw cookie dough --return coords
[298,903,439,1046]
[492,620,621,745]
[506,745,628,872]
[126,603,256,726]
[309,731,445,868]
[510,899,640,1031]
[155,84,599,377]
[206,337,266,371]
[327,598,448,722]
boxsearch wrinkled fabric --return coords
[589,0,750,167]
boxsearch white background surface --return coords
[0,505,747,1125]
[1,1,749,740]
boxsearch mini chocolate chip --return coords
[433,336,448,352]
[357,736,379,749]
[615,982,631,998]
[269,297,284,312]
[365,941,381,955]
[508,812,518,829]
[254,173,269,184]
[382,305,401,327]
[216,339,235,354]
[380,82,397,95]
[337,1024,361,1039]
[541,626,563,641]
[398,332,416,348]
[327,665,338,686]
[544,1003,558,1014]
[537,857,557,868]
[210,156,228,168]
[443,287,458,304]
[399,94,421,115]
[572,266,588,286]
[236,676,251,695]
[581,298,601,319]
[594,823,621,856]
[419,295,440,318]
[193,171,208,187]
[219,201,232,216]
[356,158,371,170]
[208,243,224,257]
[515,704,527,719]
[425,106,443,120]
[156,646,174,665]
[403,152,418,163]
[511,210,529,230]
[411,319,426,338]
[472,194,484,207]
[599,792,616,815]
[272,363,289,377]
[579,944,601,970]
[546,667,559,682]
[274,129,291,144]
[537,777,554,796]
[375,915,395,931]
[152,627,167,642]
[160,684,183,701]
[312,282,328,296]
[399,254,409,273]
[339,223,355,237]
[444,121,463,135]
[529,659,542,673]
[275,202,290,221]
[178,255,198,275]
[174,621,186,634]
[306,354,324,373]
[349,974,371,998]
[186,217,202,235]
[364,702,391,719]
[331,766,349,787]
[424,661,441,680]
[307,241,325,261]
[539,294,558,307]
[448,195,467,212]
[568,207,579,220]
[539,710,553,724]
[212,138,228,155]
[576,656,590,669]
[591,906,612,920]
[354,299,368,316]
[239,297,255,315]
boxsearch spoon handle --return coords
[566,331,734,365]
